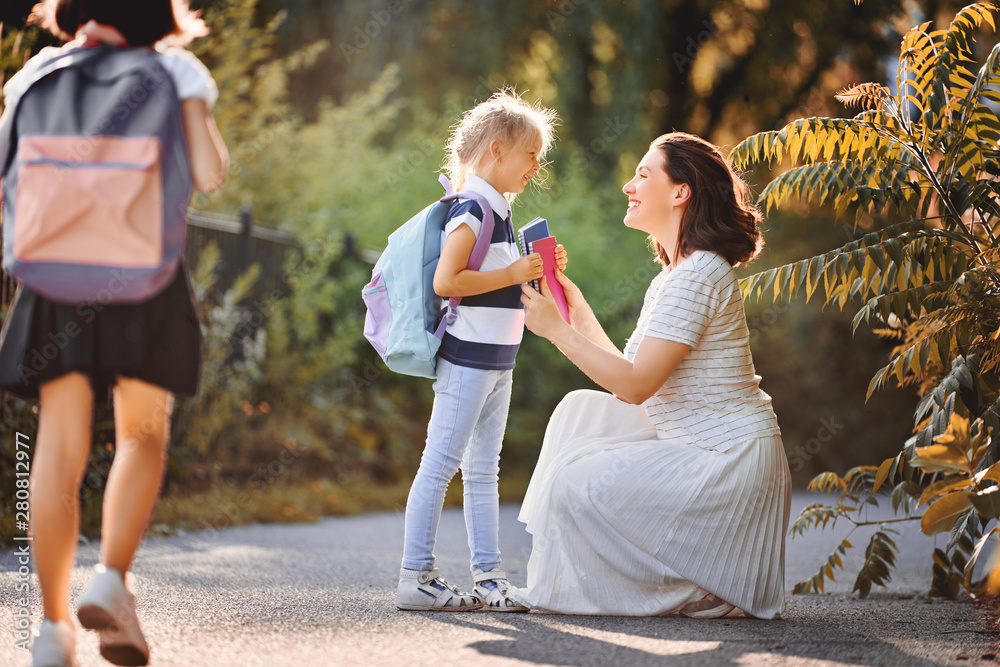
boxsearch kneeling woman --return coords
[516,132,791,618]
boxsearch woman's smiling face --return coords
[621,148,684,232]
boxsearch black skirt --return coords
[0,263,203,403]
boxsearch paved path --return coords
[1,493,997,666]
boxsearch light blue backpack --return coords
[362,175,494,378]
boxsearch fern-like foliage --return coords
[789,465,917,597]
[932,527,979,598]
[853,526,899,598]
[793,537,853,594]
[734,3,1000,599]
[790,503,852,537]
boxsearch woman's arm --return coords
[434,223,543,297]
[181,98,228,194]
[547,271,623,355]
[522,275,691,404]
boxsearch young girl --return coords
[396,90,561,612]
[0,1,227,665]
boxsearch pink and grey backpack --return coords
[0,45,191,304]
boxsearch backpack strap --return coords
[0,47,110,181]
[0,46,155,182]
[433,174,499,339]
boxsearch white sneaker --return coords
[396,568,484,611]
[76,565,150,666]
[32,620,79,667]
[473,569,529,612]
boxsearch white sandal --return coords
[679,593,736,619]
[396,568,483,611]
[473,569,529,612]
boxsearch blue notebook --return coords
[518,217,550,291]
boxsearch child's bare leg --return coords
[31,372,95,621]
[101,377,173,573]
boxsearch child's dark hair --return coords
[31,0,205,47]
[648,132,764,268]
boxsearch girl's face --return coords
[490,135,543,195]
[621,148,687,232]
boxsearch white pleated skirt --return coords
[513,390,791,618]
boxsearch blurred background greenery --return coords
[1,0,988,538]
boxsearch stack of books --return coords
[517,217,570,323]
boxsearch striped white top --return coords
[624,250,780,448]
[437,174,524,371]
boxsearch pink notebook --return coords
[531,236,570,323]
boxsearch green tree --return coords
[255,0,947,167]
[178,0,447,492]
[0,23,38,107]
[730,2,1000,597]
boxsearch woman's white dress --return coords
[514,250,791,618]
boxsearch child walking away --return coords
[397,90,561,612]
[0,1,227,665]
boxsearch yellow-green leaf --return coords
[970,486,1000,519]
[911,444,969,473]
[920,491,973,535]
[873,457,895,494]
[965,526,1000,589]
[918,476,973,506]
[980,461,1000,486]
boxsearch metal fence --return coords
[0,210,303,480]
[0,209,301,425]
[0,209,381,435]
[0,258,14,317]
[185,207,301,297]
[0,208,302,319]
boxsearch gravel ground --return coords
[1,492,997,666]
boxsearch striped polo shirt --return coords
[623,250,781,450]
[437,174,524,371]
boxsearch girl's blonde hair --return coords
[444,88,558,195]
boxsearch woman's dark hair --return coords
[648,132,764,268]
[31,0,202,46]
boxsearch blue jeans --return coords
[401,358,513,573]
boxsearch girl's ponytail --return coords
[31,0,207,46]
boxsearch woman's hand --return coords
[523,270,691,404]
[546,269,622,356]
[521,278,571,341]
[506,253,544,286]
[551,268,586,314]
